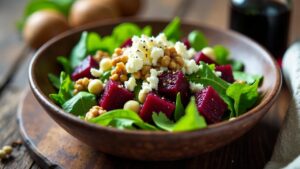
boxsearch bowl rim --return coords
[29,17,282,137]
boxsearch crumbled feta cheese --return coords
[183,59,199,74]
[189,82,204,93]
[175,42,189,59]
[90,68,102,77]
[125,55,144,73]
[187,48,196,59]
[201,47,216,60]
[215,71,222,77]
[146,69,159,90]
[151,47,164,65]
[141,82,152,93]
[124,76,137,91]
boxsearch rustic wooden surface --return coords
[0,0,299,168]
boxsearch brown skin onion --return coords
[69,0,120,27]
[23,10,69,49]
[116,0,141,16]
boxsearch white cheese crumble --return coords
[146,69,160,90]
[175,42,189,59]
[124,76,137,91]
[151,47,164,66]
[189,82,204,93]
[187,48,196,59]
[214,71,222,77]
[182,59,200,74]
[90,68,102,77]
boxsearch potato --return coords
[69,0,120,27]
[23,10,69,49]
[116,0,141,16]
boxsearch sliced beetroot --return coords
[195,86,227,124]
[194,51,217,65]
[99,80,134,111]
[182,38,191,49]
[120,38,133,48]
[158,71,190,105]
[215,65,234,83]
[71,56,98,81]
[139,93,175,122]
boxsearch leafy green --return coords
[230,60,244,71]
[187,62,235,115]
[87,32,102,54]
[188,30,208,51]
[152,98,207,132]
[163,17,181,42]
[62,92,96,116]
[90,109,157,130]
[17,0,75,30]
[70,32,89,68]
[99,70,111,82]
[226,80,260,116]
[213,45,230,65]
[174,93,185,121]
[57,56,72,74]
[142,26,152,36]
[133,80,143,101]
[233,71,263,84]
[49,72,73,105]
[98,36,115,54]
[113,23,142,44]
[48,73,60,89]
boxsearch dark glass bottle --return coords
[230,0,291,59]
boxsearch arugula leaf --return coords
[174,93,185,121]
[233,71,263,84]
[109,118,157,130]
[57,56,72,74]
[152,98,207,132]
[98,36,115,54]
[163,17,181,42]
[62,92,96,116]
[173,97,206,131]
[188,30,208,51]
[152,113,175,131]
[70,32,88,68]
[142,26,152,36]
[226,80,260,116]
[113,23,142,44]
[213,45,230,65]
[49,72,73,105]
[90,109,157,130]
[230,60,244,71]
[48,73,60,89]
[187,62,235,115]
[87,32,102,54]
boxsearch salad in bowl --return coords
[48,17,262,132]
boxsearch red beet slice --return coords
[182,38,191,49]
[215,65,234,83]
[99,80,134,111]
[158,71,190,105]
[194,51,217,65]
[139,93,175,122]
[71,56,98,81]
[120,38,133,48]
[195,86,227,124]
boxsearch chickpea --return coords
[88,79,104,95]
[100,58,112,71]
[201,47,216,60]
[2,145,12,155]
[123,100,140,113]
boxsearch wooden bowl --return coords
[29,18,281,161]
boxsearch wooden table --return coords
[0,0,299,168]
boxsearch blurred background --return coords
[0,0,299,168]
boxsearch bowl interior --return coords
[30,19,281,133]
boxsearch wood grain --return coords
[18,89,290,169]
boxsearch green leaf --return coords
[142,25,152,36]
[233,71,263,84]
[133,80,143,101]
[90,109,157,130]
[99,70,111,82]
[152,113,175,131]
[57,56,72,74]
[48,73,60,89]
[213,45,230,65]
[226,80,260,116]
[230,60,244,71]
[112,23,141,44]
[174,93,185,121]
[87,32,102,54]
[173,97,207,131]
[188,30,208,51]
[152,98,207,132]
[98,36,116,54]
[163,17,181,42]
[187,62,235,115]
[49,72,73,105]
[62,92,96,116]
[70,32,88,68]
